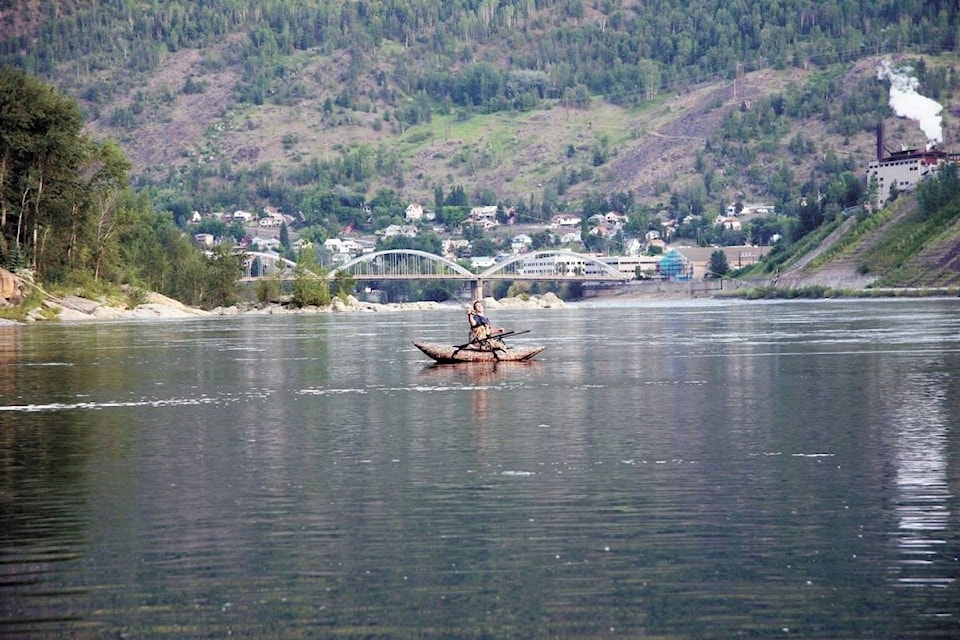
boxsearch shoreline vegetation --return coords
[718,283,960,300]
[3,283,958,328]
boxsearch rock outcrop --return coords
[0,268,22,304]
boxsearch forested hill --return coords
[0,0,960,198]
[1,1,959,244]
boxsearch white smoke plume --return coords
[877,59,943,144]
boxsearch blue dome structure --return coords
[657,249,693,281]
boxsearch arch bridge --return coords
[332,249,628,300]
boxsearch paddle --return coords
[454,330,530,350]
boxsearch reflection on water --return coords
[891,368,954,592]
[1,300,959,639]
[417,361,545,447]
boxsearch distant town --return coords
[191,120,960,291]
[192,201,780,285]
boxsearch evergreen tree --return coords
[708,250,729,278]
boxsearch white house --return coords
[726,202,775,216]
[259,216,282,228]
[341,239,363,253]
[258,206,285,227]
[324,238,364,254]
[714,216,742,230]
[551,214,582,228]
[250,236,281,251]
[381,224,418,238]
[291,238,312,253]
[589,222,617,237]
[605,211,628,225]
[470,205,498,222]
[194,233,215,247]
[470,256,497,269]
[232,210,254,223]
[511,234,533,253]
[405,203,424,221]
[624,238,643,256]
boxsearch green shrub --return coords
[255,275,282,304]
[291,249,330,307]
[125,287,150,309]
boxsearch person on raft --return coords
[466,300,507,350]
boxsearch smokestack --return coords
[877,122,885,160]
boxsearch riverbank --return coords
[4,282,956,327]
[2,291,567,325]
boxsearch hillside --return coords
[3,2,955,207]
[66,40,819,209]
[764,187,960,291]
[2,0,960,297]
[16,45,917,212]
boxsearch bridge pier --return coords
[471,278,483,302]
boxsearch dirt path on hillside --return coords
[608,69,794,197]
[775,202,918,289]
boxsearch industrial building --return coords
[866,123,959,207]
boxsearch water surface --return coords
[1,298,958,638]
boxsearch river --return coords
[1,298,958,638]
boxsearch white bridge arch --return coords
[331,249,628,298]
[333,249,476,280]
[477,249,625,280]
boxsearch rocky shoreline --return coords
[4,291,566,325]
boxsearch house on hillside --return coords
[713,216,742,230]
[291,238,312,253]
[259,206,287,228]
[604,211,627,225]
[511,234,532,253]
[470,256,497,270]
[250,236,281,251]
[324,238,364,255]
[194,233,215,247]
[259,216,282,228]
[551,214,581,228]
[444,239,470,259]
[380,224,418,238]
[624,238,643,256]
[470,205,498,222]
[726,203,775,217]
[589,222,617,238]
